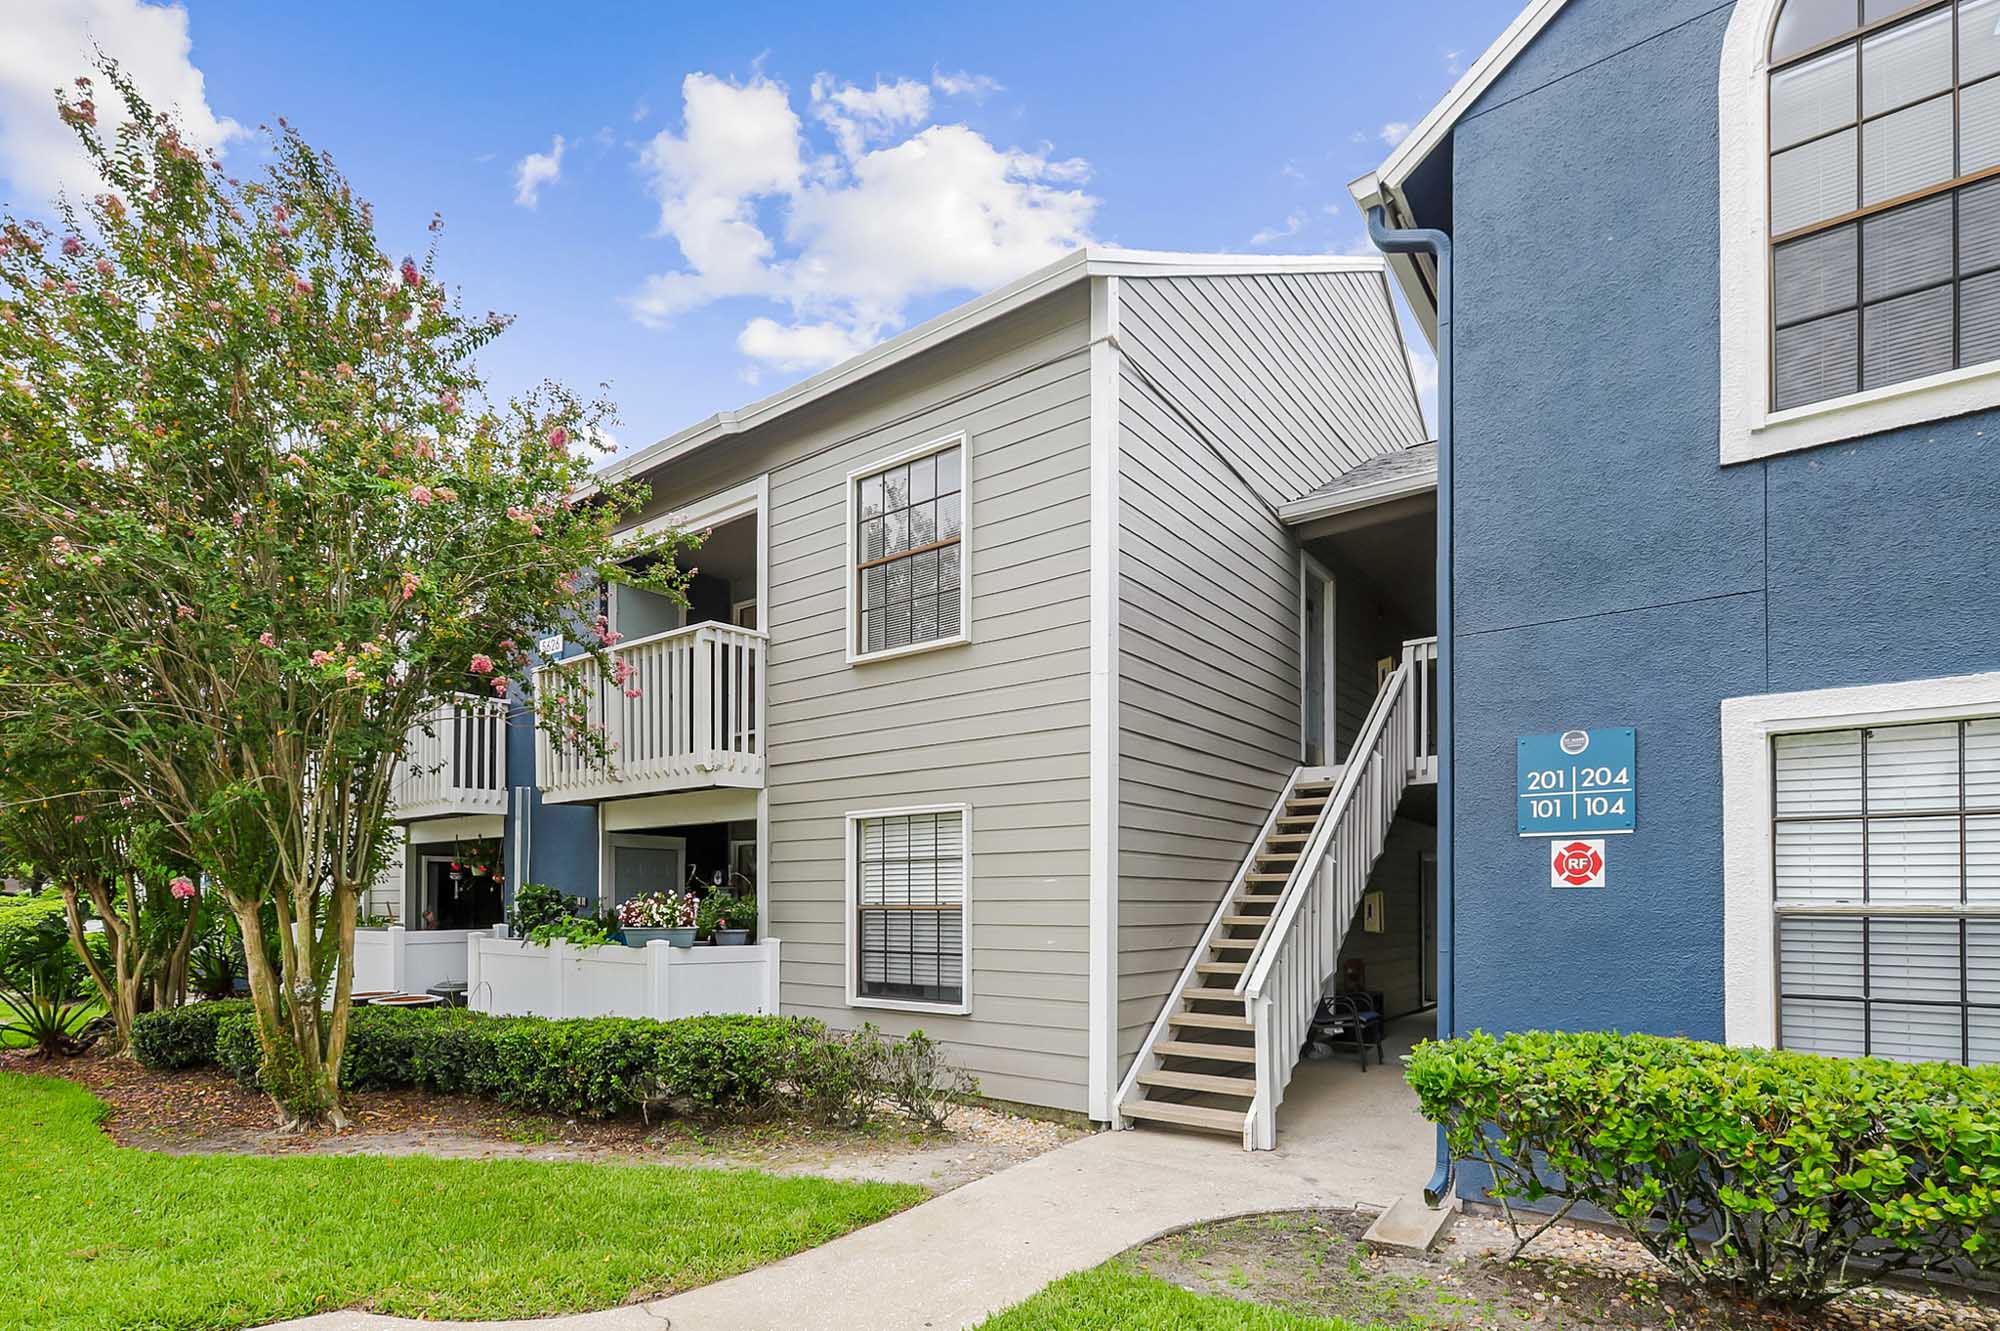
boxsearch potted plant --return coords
[699,891,756,945]
[619,891,698,947]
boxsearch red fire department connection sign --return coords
[1550,839,1606,889]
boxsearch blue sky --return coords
[4,1,1521,451]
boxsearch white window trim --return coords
[843,802,973,1016]
[1720,670,2000,1050]
[844,431,973,665]
[1718,0,2000,466]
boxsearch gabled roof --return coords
[1348,0,1572,342]
[1278,440,1436,525]
[597,247,1388,488]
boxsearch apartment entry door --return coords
[1301,556,1337,767]
[603,833,687,909]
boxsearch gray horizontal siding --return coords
[620,285,1096,1112]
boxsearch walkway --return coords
[266,1017,1436,1331]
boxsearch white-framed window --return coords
[1721,672,2000,1063]
[1719,0,2000,462]
[844,804,971,1014]
[844,433,970,664]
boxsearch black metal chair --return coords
[1305,993,1385,1071]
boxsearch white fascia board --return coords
[1278,467,1437,526]
[596,249,1389,491]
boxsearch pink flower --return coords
[49,535,73,557]
[169,875,196,901]
[61,236,82,257]
[439,392,461,416]
[410,485,433,505]
[469,654,494,675]
[624,688,642,699]
[400,257,422,288]
[499,639,516,652]
[311,649,334,666]
[257,631,276,648]
[94,258,113,277]
[71,813,86,825]
[345,664,363,684]
[399,570,419,601]
[334,362,353,379]
[119,795,134,808]
[294,276,312,294]
[61,280,78,295]
[434,486,457,503]
[491,676,510,694]
[175,604,195,620]
[205,300,222,312]
[547,426,568,451]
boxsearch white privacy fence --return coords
[465,935,782,1021]
[350,926,476,995]
[536,621,767,803]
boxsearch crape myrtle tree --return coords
[0,65,694,1124]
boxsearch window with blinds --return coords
[1772,718,2000,1064]
[853,438,966,659]
[854,809,967,1007]
[1767,0,2000,410]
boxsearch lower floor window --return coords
[1773,719,2000,1065]
[852,807,967,1007]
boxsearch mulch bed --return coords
[1128,1209,2000,1330]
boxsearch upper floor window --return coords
[1767,0,2000,410]
[846,433,969,663]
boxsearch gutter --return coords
[1366,204,1456,1209]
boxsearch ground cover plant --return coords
[0,1071,920,1330]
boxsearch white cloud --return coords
[1280,161,1308,185]
[1444,49,1465,77]
[629,71,1096,374]
[1250,211,1304,246]
[513,134,565,208]
[0,0,246,206]
[933,68,1003,99]
[1378,121,1414,147]
[810,74,930,160]
[631,97,651,123]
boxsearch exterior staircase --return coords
[1115,640,1431,1150]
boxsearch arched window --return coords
[1766,0,2000,410]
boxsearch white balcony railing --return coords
[536,621,767,804]
[1404,636,1438,784]
[391,695,509,822]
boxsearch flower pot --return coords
[666,927,698,948]
[623,928,673,947]
[713,928,751,946]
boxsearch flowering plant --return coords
[617,891,697,930]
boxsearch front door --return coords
[1301,556,1337,766]
[604,833,687,909]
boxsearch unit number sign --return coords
[1517,727,1636,838]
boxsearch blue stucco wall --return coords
[504,696,599,905]
[1447,0,2000,1042]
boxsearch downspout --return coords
[1367,204,1455,1208]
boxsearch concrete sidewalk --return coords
[265,1021,1434,1331]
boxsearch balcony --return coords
[392,695,509,822]
[536,621,767,805]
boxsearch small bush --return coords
[509,882,575,935]
[191,1004,971,1130]
[1409,1030,2000,1307]
[0,894,96,999]
[131,998,253,1070]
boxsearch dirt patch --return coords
[7,1049,1083,1194]
[1125,1209,2000,1330]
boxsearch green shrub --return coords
[525,916,609,948]
[852,1024,979,1132]
[1409,1030,2000,1306]
[190,1004,969,1131]
[0,895,94,999]
[130,998,253,1070]
[508,882,575,935]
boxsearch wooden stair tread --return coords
[1121,1098,1247,1133]
[1155,1038,1256,1063]
[1208,937,1256,950]
[1170,1009,1251,1030]
[1222,914,1271,926]
[1245,873,1290,883]
[1195,961,1246,976]
[1138,1068,1254,1096]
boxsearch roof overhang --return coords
[593,247,1388,491]
[1278,461,1437,527]
[1347,0,1575,344]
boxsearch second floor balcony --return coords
[391,695,509,822]
[535,621,767,805]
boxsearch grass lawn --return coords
[976,1263,1397,1331]
[0,1071,923,1330]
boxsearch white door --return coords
[1301,556,1337,766]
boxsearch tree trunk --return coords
[230,893,347,1129]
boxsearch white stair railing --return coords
[1237,657,1417,1150]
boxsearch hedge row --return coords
[1409,1030,2000,1306]
[134,1002,905,1124]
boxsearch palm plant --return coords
[0,983,97,1056]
